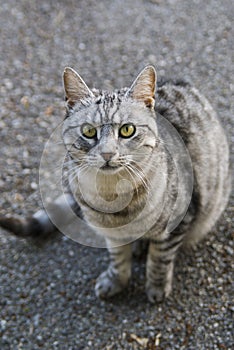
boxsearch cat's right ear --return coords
[63,67,94,108]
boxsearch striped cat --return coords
[0,66,231,303]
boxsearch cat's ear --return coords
[127,66,156,109]
[63,67,94,107]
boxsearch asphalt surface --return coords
[0,0,233,349]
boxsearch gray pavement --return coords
[0,0,233,349]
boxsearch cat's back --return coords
[155,81,231,244]
[156,80,227,145]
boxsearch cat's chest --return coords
[68,164,169,241]
[70,169,138,214]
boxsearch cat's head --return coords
[62,66,158,175]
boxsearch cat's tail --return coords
[0,211,55,238]
[0,193,80,239]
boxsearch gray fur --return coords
[0,66,230,303]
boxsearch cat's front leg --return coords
[95,242,132,299]
[146,236,183,303]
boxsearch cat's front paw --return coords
[146,281,172,303]
[95,270,127,299]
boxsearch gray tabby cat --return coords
[0,66,231,303]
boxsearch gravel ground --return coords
[0,0,233,349]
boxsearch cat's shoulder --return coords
[157,78,191,89]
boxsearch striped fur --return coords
[0,66,231,303]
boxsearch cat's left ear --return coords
[63,67,94,108]
[127,66,156,109]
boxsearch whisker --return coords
[128,162,150,193]
[124,164,140,198]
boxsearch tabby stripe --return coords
[138,124,158,139]
[173,87,187,102]
[110,258,126,270]
[151,235,184,252]
[157,239,183,252]
[62,124,79,137]
[102,99,111,123]
[110,99,121,120]
[158,258,174,265]
[109,250,123,256]
[157,87,170,101]
[95,104,104,125]
[150,254,175,265]
[107,267,117,280]
[147,273,165,286]
[75,136,92,151]
[152,230,184,244]
[149,266,170,277]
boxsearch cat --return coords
[0,66,231,303]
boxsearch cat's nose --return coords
[101,152,115,162]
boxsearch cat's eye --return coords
[81,123,97,139]
[119,124,136,138]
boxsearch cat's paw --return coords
[146,282,172,303]
[95,270,126,299]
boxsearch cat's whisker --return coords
[128,162,150,193]
[124,165,140,199]
[53,159,72,170]
[63,165,79,176]
[132,157,161,172]
[126,163,150,195]
[68,169,81,185]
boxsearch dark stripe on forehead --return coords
[103,99,111,123]
[93,92,123,125]
[101,93,118,123]
[94,104,104,125]
[110,97,122,121]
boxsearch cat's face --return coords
[62,66,158,176]
[63,98,158,174]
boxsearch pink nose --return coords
[101,152,114,162]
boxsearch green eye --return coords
[119,124,136,138]
[81,123,97,139]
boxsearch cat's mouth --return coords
[100,162,122,172]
